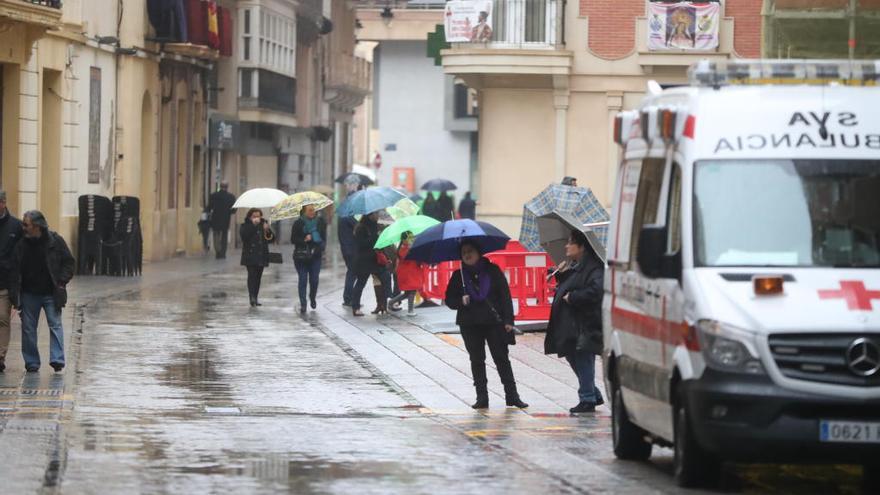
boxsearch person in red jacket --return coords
[388,232,423,316]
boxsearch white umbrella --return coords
[351,164,377,182]
[232,188,289,209]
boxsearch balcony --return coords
[441,0,571,89]
[0,0,62,39]
[238,68,298,127]
[324,55,371,111]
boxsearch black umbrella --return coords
[421,178,457,192]
[335,172,374,186]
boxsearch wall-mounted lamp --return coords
[380,7,393,27]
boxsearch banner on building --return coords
[444,0,494,43]
[647,2,720,51]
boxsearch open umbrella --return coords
[406,219,510,264]
[336,186,407,217]
[374,215,440,249]
[386,197,420,220]
[519,184,610,251]
[232,188,289,209]
[271,191,334,221]
[335,172,374,187]
[537,210,607,264]
[421,178,457,192]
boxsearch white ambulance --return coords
[602,60,880,488]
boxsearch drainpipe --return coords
[112,0,123,196]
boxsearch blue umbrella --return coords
[406,219,510,264]
[336,187,407,217]
[421,178,458,192]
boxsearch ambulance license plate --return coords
[820,421,880,443]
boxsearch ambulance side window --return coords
[667,164,683,255]
[629,158,666,264]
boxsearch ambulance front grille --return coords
[768,334,880,387]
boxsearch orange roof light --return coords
[753,275,784,296]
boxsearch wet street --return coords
[0,251,867,494]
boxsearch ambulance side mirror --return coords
[637,225,679,280]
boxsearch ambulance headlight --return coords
[696,320,765,374]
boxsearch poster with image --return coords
[648,2,720,51]
[444,0,494,43]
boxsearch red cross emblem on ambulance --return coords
[818,281,880,311]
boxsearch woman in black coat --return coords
[240,208,275,307]
[291,205,327,314]
[544,230,605,413]
[445,240,528,410]
[349,212,392,316]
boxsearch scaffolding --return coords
[763,0,880,59]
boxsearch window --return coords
[629,158,666,263]
[239,7,296,76]
[694,159,880,267]
[88,67,101,184]
[240,69,254,97]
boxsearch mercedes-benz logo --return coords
[845,338,880,377]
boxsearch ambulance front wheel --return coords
[611,377,652,461]
[673,390,722,488]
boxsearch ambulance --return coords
[602,59,880,488]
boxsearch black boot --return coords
[506,396,529,408]
[249,296,257,307]
[472,388,489,409]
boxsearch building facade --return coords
[441,0,764,236]
[1,0,368,263]
[358,5,476,197]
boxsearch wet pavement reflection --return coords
[0,256,868,494]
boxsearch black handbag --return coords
[268,252,283,264]
[293,244,315,261]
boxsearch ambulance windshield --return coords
[694,159,880,268]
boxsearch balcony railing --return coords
[22,0,61,7]
[239,68,297,115]
[326,55,372,94]
[450,0,563,49]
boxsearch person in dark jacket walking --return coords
[436,191,455,222]
[207,181,236,259]
[0,191,22,372]
[446,241,528,410]
[9,211,74,373]
[338,215,358,307]
[458,191,476,220]
[240,208,275,307]
[349,212,392,316]
[291,205,327,314]
[544,230,605,413]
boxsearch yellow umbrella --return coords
[272,191,334,221]
[386,198,420,221]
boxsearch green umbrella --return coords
[374,215,441,249]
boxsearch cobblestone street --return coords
[0,250,865,494]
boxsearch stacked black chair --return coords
[111,196,143,276]
[77,195,114,275]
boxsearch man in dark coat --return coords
[458,191,476,220]
[338,213,358,307]
[436,191,455,222]
[0,191,22,372]
[544,229,604,413]
[9,210,75,373]
[206,181,236,259]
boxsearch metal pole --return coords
[849,0,856,61]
